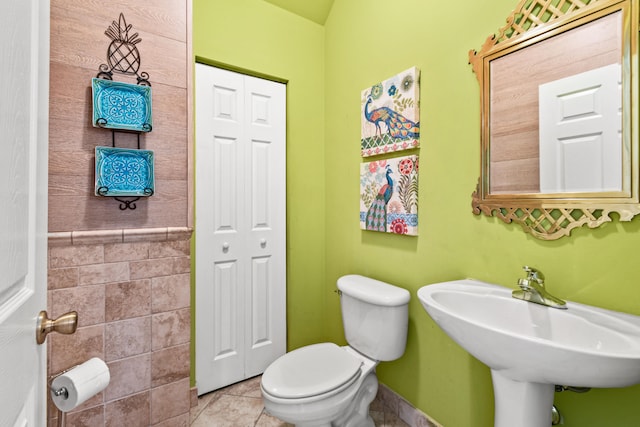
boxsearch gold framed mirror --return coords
[470,0,639,239]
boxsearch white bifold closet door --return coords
[195,64,286,394]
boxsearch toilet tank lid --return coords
[337,275,410,306]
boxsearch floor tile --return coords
[191,395,263,427]
[255,410,294,427]
[222,375,263,398]
[190,375,405,427]
[190,391,219,424]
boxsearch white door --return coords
[0,1,50,426]
[195,64,286,394]
[539,63,622,193]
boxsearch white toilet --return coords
[261,274,410,427]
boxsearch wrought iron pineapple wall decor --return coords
[97,13,150,86]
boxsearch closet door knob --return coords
[260,239,267,248]
[222,242,230,252]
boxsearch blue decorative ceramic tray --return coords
[95,146,155,197]
[92,78,153,132]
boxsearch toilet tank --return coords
[337,275,410,361]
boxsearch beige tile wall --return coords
[47,228,192,427]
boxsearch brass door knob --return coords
[36,310,78,345]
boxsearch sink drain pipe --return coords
[551,405,562,425]
[552,385,591,425]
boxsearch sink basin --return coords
[418,279,640,427]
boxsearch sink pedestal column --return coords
[491,371,554,427]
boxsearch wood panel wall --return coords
[49,0,190,232]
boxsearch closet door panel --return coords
[195,64,286,393]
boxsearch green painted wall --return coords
[324,1,640,426]
[192,0,327,351]
[194,0,640,425]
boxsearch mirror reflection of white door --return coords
[0,1,49,426]
[539,63,622,193]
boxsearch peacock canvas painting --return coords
[360,155,419,235]
[361,67,420,157]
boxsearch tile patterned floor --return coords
[190,375,411,427]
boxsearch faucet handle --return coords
[522,266,545,283]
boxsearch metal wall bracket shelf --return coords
[93,13,154,211]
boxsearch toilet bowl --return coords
[261,343,378,426]
[261,275,410,427]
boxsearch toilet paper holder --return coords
[48,357,111,420]
[48,366,77,427]
[49,358,111,427]
[51,383,69,399]
[48,364,78,400]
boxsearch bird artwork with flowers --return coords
[360,156,419,235]
[361,67,421,157]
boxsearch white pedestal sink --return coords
[418,279,640,427]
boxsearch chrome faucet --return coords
[512,266,567,309]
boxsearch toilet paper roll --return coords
[51,357,110,412]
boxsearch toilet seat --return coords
[261,343,363,399]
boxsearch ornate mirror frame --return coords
[470,0,639,239]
